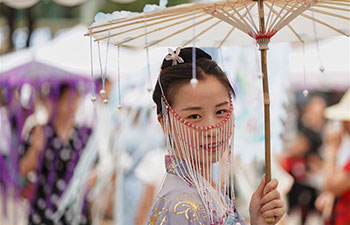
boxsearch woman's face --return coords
[57,89,79,119]
[168,76,233,165]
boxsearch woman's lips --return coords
[200,142,223,152]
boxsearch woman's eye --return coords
[216,109,228,115]
[188,114,201,120]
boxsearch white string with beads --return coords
[191,11,198,88]
[89,32,96,103]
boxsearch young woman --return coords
[148,47,285,225]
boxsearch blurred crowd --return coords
[279,90,350,225]
[0,76,349,225]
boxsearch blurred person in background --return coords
[134,146,166,225]
[316,89,350,225]
[281,95,327,225]
[18,82,92,225]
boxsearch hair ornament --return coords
[165,47,184,66]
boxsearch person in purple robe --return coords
[18,83,92,225]
[147,47,285,225]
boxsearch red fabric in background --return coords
[334,159,350,225]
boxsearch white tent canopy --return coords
[0,25,168,82]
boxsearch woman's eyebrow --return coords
[181,106,202,111]
[215,101,229,107]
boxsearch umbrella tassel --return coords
[302,43,309,97]
[117,46,122,111]
[103,31,111,104]
[144,20,153,93]
[311,10,325,73]
[89,32,96,103]
[191,12,198,88]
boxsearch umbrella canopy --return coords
[88,0,349,48]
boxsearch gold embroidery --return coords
[148,196,168,225]
[174,193,206,225]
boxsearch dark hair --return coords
[153,47,234,115]
[58,82,75,100]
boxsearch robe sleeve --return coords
[147,192,207,225]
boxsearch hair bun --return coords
[161,47,212,70]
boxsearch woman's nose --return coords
[202,116,220,136]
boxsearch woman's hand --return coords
[249,175,285,225]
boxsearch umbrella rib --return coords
[287,24,305,43]
[313,4,350,12]
[181,2,255,48]
[242,0,259,33]
[273,2,310,32]
[92,11,204,42]
[181,20,223,47]
[89,11,182,31]
[89,10,202,36]
[318,1,350,7]
[265,2,305,42]
[239,0,259,34]
[218,27,235,48]
[144,15,215,48]
[113,12,209,46]
[300,12,350,36]
[307,7,350,20]
[88,2,211,30]
[220,3,255,33]
[268,1,290,33]
[265,0,277,32]
[206,6,251,33]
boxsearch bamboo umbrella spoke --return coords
[265,2,306,42]
[217,4,255,33]
[181,20,223,47]
[314,4,350,12]
[218,27,235,48]
[93,11,206,42]
[115,13,210,46]
[273,3,310,33]
[145,15,217,48]
[307,8,350,20]
[90,10,203,37]
[300,12,350,36]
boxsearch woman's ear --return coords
[157,114,165,132]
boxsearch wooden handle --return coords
[264,217,275,223]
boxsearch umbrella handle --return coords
[264,217,276,223]
[260,48,274,224]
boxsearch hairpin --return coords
[165,47,184,66]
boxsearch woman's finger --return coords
[261,189,281,205]
[260,199,284,213]
[262,207,286,218]
[263,178,278,195]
